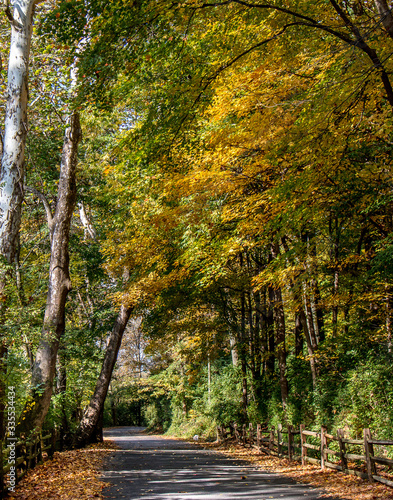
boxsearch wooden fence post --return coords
[242,424,246,446]
[364,428,376,482]
[249,423,253,446]
[321,426,327,470]
[277,423,283,456]
[234,424,239,444]
[287,425,293,461]
[300,424,306,466]
[337,429,347,471]
[27,440,33,471]
[38,433,43,464]
[50,429,57,458]
[256,424,261,448]
[269,426,275,453]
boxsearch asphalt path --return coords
[102,426,344,500]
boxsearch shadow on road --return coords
[102,426,343,500]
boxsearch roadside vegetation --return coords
[0,0,392,476]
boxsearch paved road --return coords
[102,427,344,500]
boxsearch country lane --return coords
[101,426,345,500]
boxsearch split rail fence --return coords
[0,430,57,497]
[217,423,393,488]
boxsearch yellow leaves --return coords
[252,263,300,291]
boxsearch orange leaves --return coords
[206,440,392,500]
[8,442,116,500]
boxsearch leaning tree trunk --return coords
[17,112,81,436]
[73,304,133,447]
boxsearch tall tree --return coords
[18,112,82,435]
[0,0,43,438]
[73,304,133,446]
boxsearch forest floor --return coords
[200,439,393,500]
[4,431,393,500]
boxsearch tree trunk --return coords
[266,286,275,374]
[303,283,318,349]
[17,112,81,436]
[294,314,304,357]
[229,334,238,366]
[272,285,289,407]
[240,290,248,423]
[270,242,289,407]
[73,304,133,447]
[374,0,393,39]
[299,308,318,389]
[312,278,325,343]
[0,0,38,441]
[0,0,37,264]
[0,343,7,439]
[56,347,69,448]
[386,284,393,353]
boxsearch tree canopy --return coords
[1,0,393,443]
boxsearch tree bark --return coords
[0,0,37,264]
[299,308,318,389]
[270,242,289,407]
[266,287,275,374]
[240,289,248,423]
[294,314,304,357]
[0,0,39,440]
[374,0,393,40]
[56,347,69,448]
[272,285,289,407]
[73,304,133,447]
[386,284,393,353]
[17,112,81,436]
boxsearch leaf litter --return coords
[6,434,393,500]
[202,440,393,500]
[5,440,117,500]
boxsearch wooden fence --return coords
[217,423,393,488]
[0,430,57,497]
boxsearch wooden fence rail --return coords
[0,430,57,498]
[217,423,393,488]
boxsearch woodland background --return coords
[0,0,393,444]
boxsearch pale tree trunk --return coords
[0,0,39,439]
[0,0,37,264]
[17,112,82,436]
[73,304,133,447]
[229,334,238,366]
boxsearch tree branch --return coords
[25,186,54,236]
[78,201,97,241]
[2,0,23,29]
[187,0,393,106]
